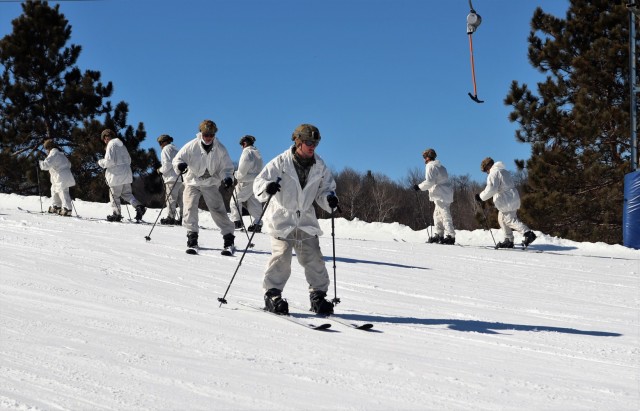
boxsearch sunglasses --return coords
[202,133,215,138]
[301,140,319,147]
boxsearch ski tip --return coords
[186,248,198,255]
[314,323,332,330]
[357,323,374,330]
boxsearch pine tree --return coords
[505,0,634,244]
[0,1,160,202]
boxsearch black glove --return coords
[177,162,188,174]
[223,177,233,189]
[266,181,281,195]
[475,193,483,203]
[413,184,420,192]
[327,194,339,209]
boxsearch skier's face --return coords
[201,132,215,145]
[296,139,317,158]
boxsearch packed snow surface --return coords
[1,193,638,410]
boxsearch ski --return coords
[221,246,235,257]
[494,245,543,253]
[237,301,331,331]
[322,315,374,331]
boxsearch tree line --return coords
[1,1,636,245]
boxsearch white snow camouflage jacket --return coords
[97,138,133,187]
[235,145,263,184]
[158,143,180,183]
[39,148,75,191]
[254,147,336,239]
[479,161,521,212]
[172,134,234,187]
[417,159,453,203]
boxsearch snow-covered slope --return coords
[1,193,638,410]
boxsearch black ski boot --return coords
[59,207,72,217]
[495,238,514,249]
[310,291,334,315]
[440,235,455,245]
[106,212,123,222]
[134,205,147,222]
[264,288,289,315]
[187,231,198,248]
[160,216,176,225]
[427,233,443,244]
[48,205,61,214]
[233,220,243,230]
[247,223,262,233]
[222,233,236,256]
[523,231,537,247]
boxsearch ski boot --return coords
[187,231,199,248]
[222,233,236,256]
[134,205,147,222]
[59,207,72,217]
[106,212,123,222]
[160,216,176,225]
[48,205,61,214]
[310,291,334,315]
[523,231,537,247]
[495,238,514,249]
[440,235,455,245]
[247,223,262,233]
[264,288,289,315]
[233,220,244,230]
[427,233,443,244]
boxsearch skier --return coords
[475,157,537,248]
[230,135,264,232]
[253,123,339,315]
[39,139,76,216]
[98,129,146,222]
[173,119,236,255]
[156,134,183,225]
[413,148,456,244]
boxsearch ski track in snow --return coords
[0,194,639,410]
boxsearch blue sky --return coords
[0,0,570,184]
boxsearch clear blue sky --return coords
[0,0,570,184]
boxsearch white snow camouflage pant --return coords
[51,187,73,210]
[433,199,455,238]
[109,184,141,215]
[182,184,234,236]
[229,181,263,225]
[163,180,184,219]
[498,210,530,241]
[262,228,330,294]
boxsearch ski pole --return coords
[329,193,341,306]
[71,197,79,217]
[477,200,496,246]
[144,175,182,241]
[218,177,280,307]
[466,0,484,103]
[35,159,43,213]
[231,186,254,248]
[414,190,433,240]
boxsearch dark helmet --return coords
[199,119,218,135]
[43,139,56,151]
[101,129,116,140]
[239,135,256,146]
[480,157,494,172]
[422,148,437,160]
[157,134,173,144]
[291,124,321,144]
